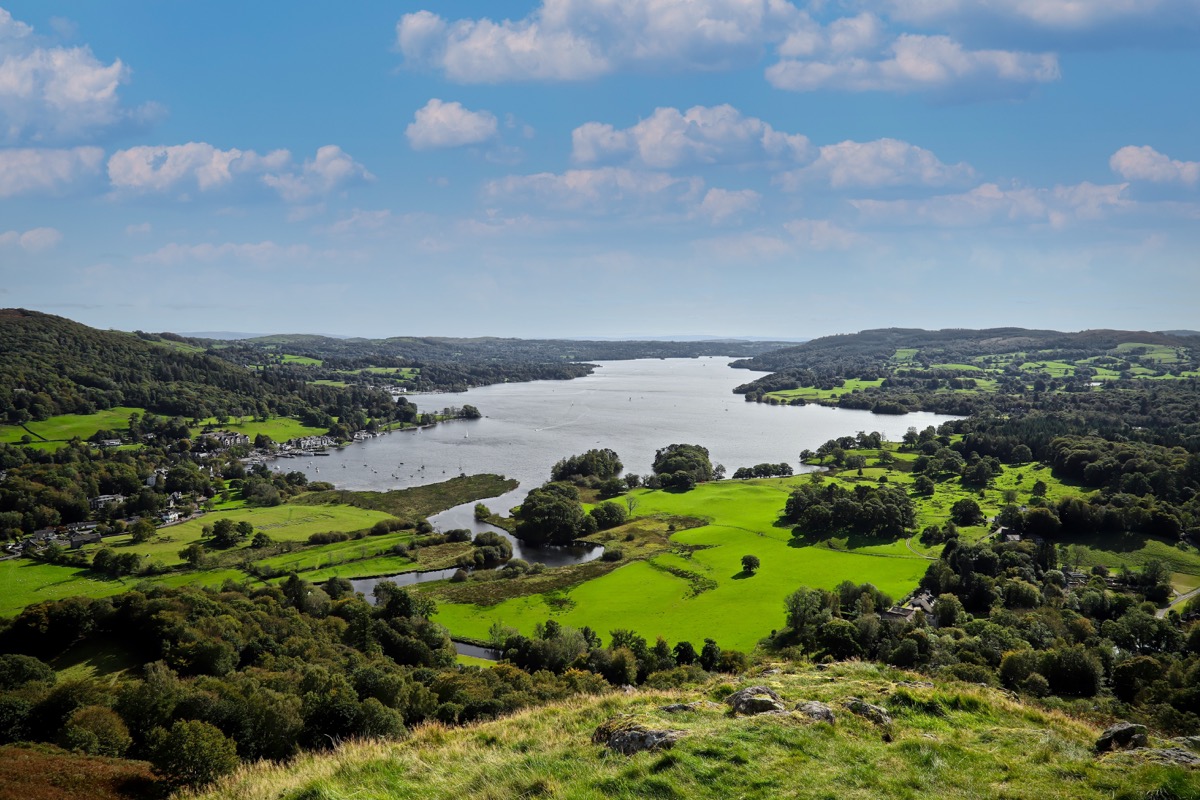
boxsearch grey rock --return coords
[795,701,835,723]
[1136,747,1200,766]
[726,685,786,716]
[660,703,697,713]
[593,716,684,755]
[1096,721,1148,752]
[897,680,934,689]
[1171,736,1200,753]
[844,697,892,727]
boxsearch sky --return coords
[0,1,1198,339]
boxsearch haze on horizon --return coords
[1,1,1197,338]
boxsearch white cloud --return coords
[396,0,803,82]
[0,226,61,252]
[261,145,374,202]
[784,218,863,249]
[107,143,371,201]
[483,166,703,212]
[1110,145,1200,186]
[124,222,151,236]
[572,104,810,168]
[0,8,154,143]
[851,181,1130,228]
[695,187,760,223]
[0,146,103,196]
[406,99,498,150]
[136,240,316,266]
[767,33,1058,95]
[778,138,974,189]
[108,142,288,193]
[876,0,1200,33]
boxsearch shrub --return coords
[149,719,239,788]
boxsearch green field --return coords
[764,378,885,402]
[191,415,330,442]
[0,406,146,444]
[281,354,323,365]
[94,504,395,567]
[435,476,931,652]
[0,559,142,616]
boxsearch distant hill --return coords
[0,309,345,423]
[731,327,1195,373]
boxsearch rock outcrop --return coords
[844,698,892,727]
[726,685,786,716]
[593,716,684,755]
[795,701,835,723]
[1095,722,1148,753]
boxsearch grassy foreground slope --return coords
[190,662,1195,800]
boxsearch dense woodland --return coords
[0,310,405,425]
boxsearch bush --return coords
[60,705,131,757]
[601,547,623,562]
[150,719,239,788]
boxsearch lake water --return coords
[302,357,956,656]
[284,357,955,515]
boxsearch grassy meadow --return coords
[0,406,146,445]
[191,661,1196,800]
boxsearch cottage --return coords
[68,531,102,549]
[89,494,125,511]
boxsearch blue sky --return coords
[1,1,1197,338]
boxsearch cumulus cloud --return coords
[261,145,374,202]
[0,7,156,143]
[767,33,1058,95]
[406,99,498,150]
[107,142,289,193]
[851,181,1130,228]
[1110,145,1199,186]
[0,146,103,196]
[0,225,61,252]
[572,104,810,168]
[396,0,802,82]
[483,166,703,212]
[695,188,760,223]
[778,138,974,189]
[107,143,371,201]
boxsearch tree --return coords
[149,719,239,788]
[515,483,588,546]
[590,501,627,530]
[651,444,713,484]
[209,517,243,548]
[699,638,722,671]
[741,554,760,575]
[130,517,157,543]
[950,498,984,526]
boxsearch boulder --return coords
[844,698,892,727]
[1095,721,1148,753]
[593,716,684,756]
[660,703,696,713]
[726,685,786,716]
[795,701,835,723]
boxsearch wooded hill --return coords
[0,309,373,423]
[732,327,1196,375]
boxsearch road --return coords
[1157,586,1200,618]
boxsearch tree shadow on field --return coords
[731,570,753,580]
[787,526,901,552]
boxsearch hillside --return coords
[0,309,350,422]
[731,327,1196,374]
[191,662,1198,800]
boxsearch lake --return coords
[285,356,955,516]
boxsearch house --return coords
[68,531,102,549]
[89,494,125,511]
[287,435,335,450]
[883,590,937,624]
[161,510,181,524]
[209,431,250,448]
[99,438,122,448]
